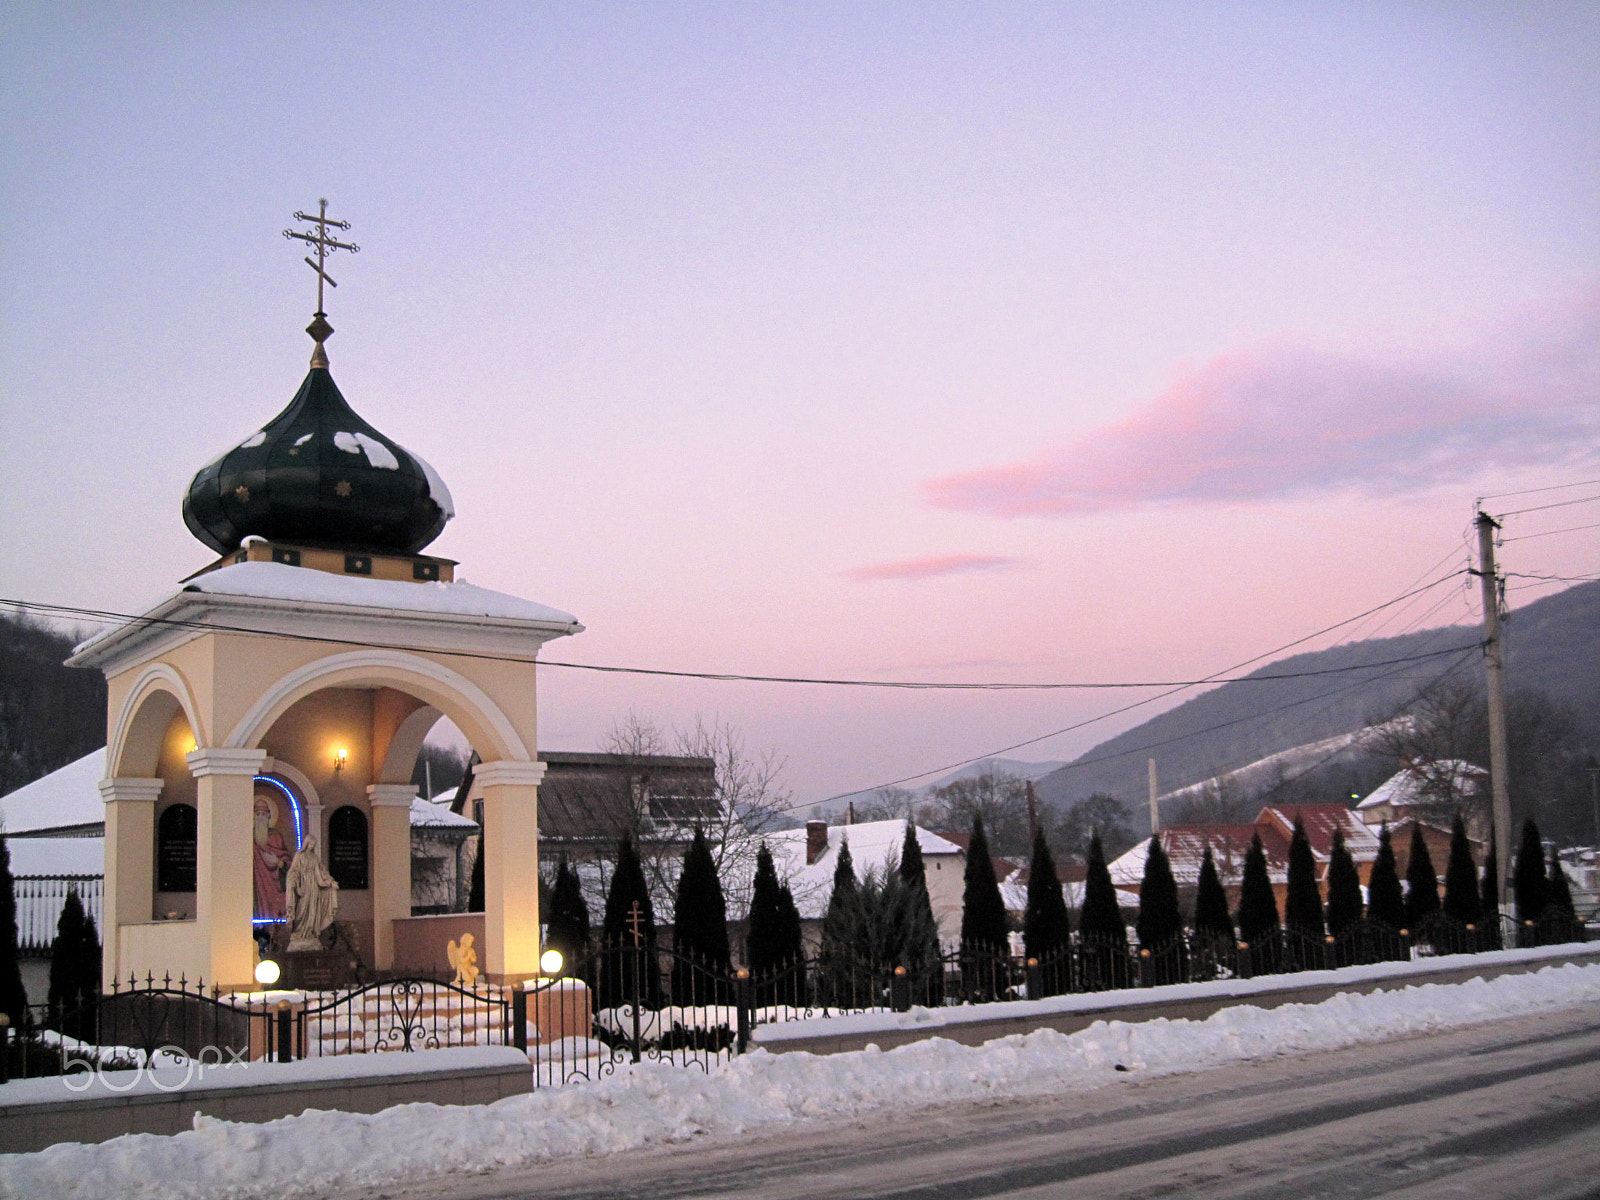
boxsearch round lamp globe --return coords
[255,959,281,987]
[539,949,564,976]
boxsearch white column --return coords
[474,760,546,982]
[186,747,267,991]
[367,783,419,969]
[98,777,164,986]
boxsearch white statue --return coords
[286,834,340,952]
[447,932,480,987]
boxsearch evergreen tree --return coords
[817,836,869,1004]
[1441,815,1482,927]
[544,859,590,967]
[600,834,660,1008]
[1135,835,1185,984]
[1236,832,1281,972]
[776,884,804,967]
[1403,824,1441,929]
[1078,832,1127,944]
[1192,845,1235,943]
[1479,837,1503,950]
[897,823,943,1001]
[1283,817,1326,943]
[47,888,98,1037]
[1077,831,1129,990]
[671,828,732,993]
[467,833,484,913]
[0,833,26,1026]
[1324,828,1363,938]
[1023,828,1072,966]
[959,814,1008,957]
[1547,845,1575,916]
[1366,823,1405,930]
[1512,818,1548,926]
[746,843,788,980]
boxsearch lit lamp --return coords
[255,959,281,987]
[539,949,564,976]
[333,747,349,773]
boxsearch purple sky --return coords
[3,4,1598,810]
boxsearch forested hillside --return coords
[0,611,106,799]
[1034,582,1600,811]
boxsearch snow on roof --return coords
[1110,823,1284,890]
[1357,761,1485,812]
[409,796,478,829]
[184,561,579,625]
[7,836,104,876]
[1258,803,1379,859]
[72,561,580,660]
[755,819,964,921]
[1,750,106,837]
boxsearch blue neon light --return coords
[254,774,305,851]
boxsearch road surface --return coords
[351,1003,1600,1200]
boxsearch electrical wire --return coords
[1500,521,1600,544]
[1493,494,1600,518]
[1477,478,1600,501]
[0,575,1470,692]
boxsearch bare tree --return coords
[924,770,1031,858]
[1051,792,1138,862]
[852,786,918,823]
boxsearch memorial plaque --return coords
[328,805,369,889]
[156,803,197,892]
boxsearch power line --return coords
[1,576,1469,692]
[1493,494,1600,518]
[1500,521,1600,544]
[1478,478,1600,502]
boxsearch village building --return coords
[1356,760,1489,840]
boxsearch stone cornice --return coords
[98,777,166,804]
[473,761,548,789]
[367,783,420,808]
[185,747,269,778]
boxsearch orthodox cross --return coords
[626,900,646,948]
[283,199,360,321]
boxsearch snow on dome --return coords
[1,749,107,837]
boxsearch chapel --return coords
[70,205,580,991]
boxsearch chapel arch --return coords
[110,666,203,778]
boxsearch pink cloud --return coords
[926,292,1600,517]
[846,553,1024,581]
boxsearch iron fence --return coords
[2,914,1585,1088]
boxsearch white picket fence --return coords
[12,875,103,953]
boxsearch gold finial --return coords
[284,199,359,367]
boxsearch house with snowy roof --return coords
[1108,803,1382,910]
[1356,760,1489,841]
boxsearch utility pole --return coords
[1148,758,1160,837]
[1476,510,1514,919]
[1586,755,1599,850]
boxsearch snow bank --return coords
[6,963,1600,1200]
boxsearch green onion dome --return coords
[182,366,454,556]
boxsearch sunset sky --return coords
[3,3,1597,809]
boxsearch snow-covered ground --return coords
[6,962,1600,1200]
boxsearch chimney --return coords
[806,820,829,866]
[847,800,856,826]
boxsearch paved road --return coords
[356,1005,1600,1200]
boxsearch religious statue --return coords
[252,793,291,920]
[285,833,340,952]
[447,932,479,988]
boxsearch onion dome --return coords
[182,364,454,556]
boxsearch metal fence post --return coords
[1323,935,1337,972]
[1138,948,1150,988]
[512,985,528,1053]
[1025,957,1040,1001]
[735,968,751,1054]
[276,1000,293,1063]
[0,1012,9,1085]
[891,966,909,1013]
[1237,941,1252,980]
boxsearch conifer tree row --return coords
[1023,827,1071,978]
[672,827,732,1002]
[1192,845,1235,946]
[1479,837,1503,950]
[1513,818,1548,929]
[959,814,1008,957]
[1078,831,1128,990]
